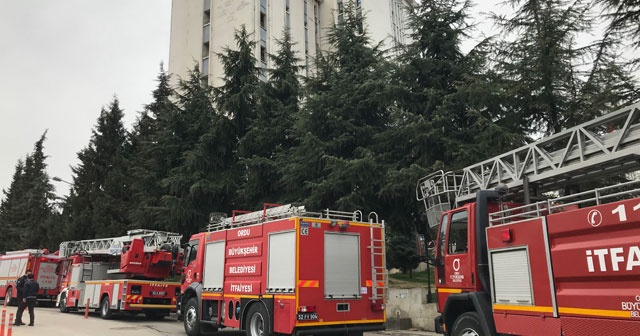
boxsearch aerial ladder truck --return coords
[56,229,183,320]
[416,102,640,336]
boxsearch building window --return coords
[261,46,267,64]
[202,57,210,75]
[260,12,266,29]
[202,24,210,44]
[202,44,209,58]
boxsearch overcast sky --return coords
[0,0,172,198]
[0,0,506,200]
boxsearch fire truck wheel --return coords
[5,288,16,306]
[246,303,271,336]
[184,297,202,336]
[451,312,482,336]
[59,293,69,313]
[100,297,113,320]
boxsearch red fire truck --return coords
[416,102,640,336]
[56,229,183,319]
[178,204,387,336]
[0,249,64,306]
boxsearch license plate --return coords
[150,291,166,296]
[296,312,318,321]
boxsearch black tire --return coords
[100,296,113,320]
[451,312,483,336]
[59,292,69,313]
[5,287,16,306]
[184,297,202,336]
[245,303,271,336]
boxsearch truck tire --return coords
[246,303,271,336]
[184,297,202,336]
[4,287,15,306]
[59,292,69,313]
[451,312,483,336]
[100,297,113,320]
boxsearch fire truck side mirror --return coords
[416,234,427,257]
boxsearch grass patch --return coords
[389,269,435,288]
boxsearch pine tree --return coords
[491,0,638,135]
[281,3,392,212]
[375,0,524,233]
[0,161,27,252]
[65,98,130,239]
[237,30,303,208]
[161,67,236,237]
[0,132,56,251]
[597,0,640,49]
[128,66,177,231]
[214,25,260,138]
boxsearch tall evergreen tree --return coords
[0,161,27,252]
[0,133,56,251]
[281,3,393,213]
[128,66,177,231]
[378,0,524,232]
[65,98,130,239]
[161,67,236,237]
[214,25,260,138]
[491,0,638,135]
[237,30,303,208]
[597,0,640,49]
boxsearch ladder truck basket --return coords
[416,170,463,227]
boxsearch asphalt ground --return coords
[0,306,439,336]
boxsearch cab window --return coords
[448,210,469,254]
[438,214,449,258]
[185,240,199,265]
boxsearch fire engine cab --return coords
[417,102,640,336]
[0,249,63,306]
[56,229,182,320]
[178,204,387,336]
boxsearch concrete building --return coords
[169,0,416,86]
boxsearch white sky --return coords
[0,0,172,198]
[0,0,507,200]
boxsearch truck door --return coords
[439,209,474,291]
[182,240,200,287]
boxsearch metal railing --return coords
[489,179,640,225]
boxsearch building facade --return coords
[169,0,416,86]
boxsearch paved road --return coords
[1,306,438,336]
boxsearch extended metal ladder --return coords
[417,102,640,224]
[59,229,182,257]
[368,212,388,302]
